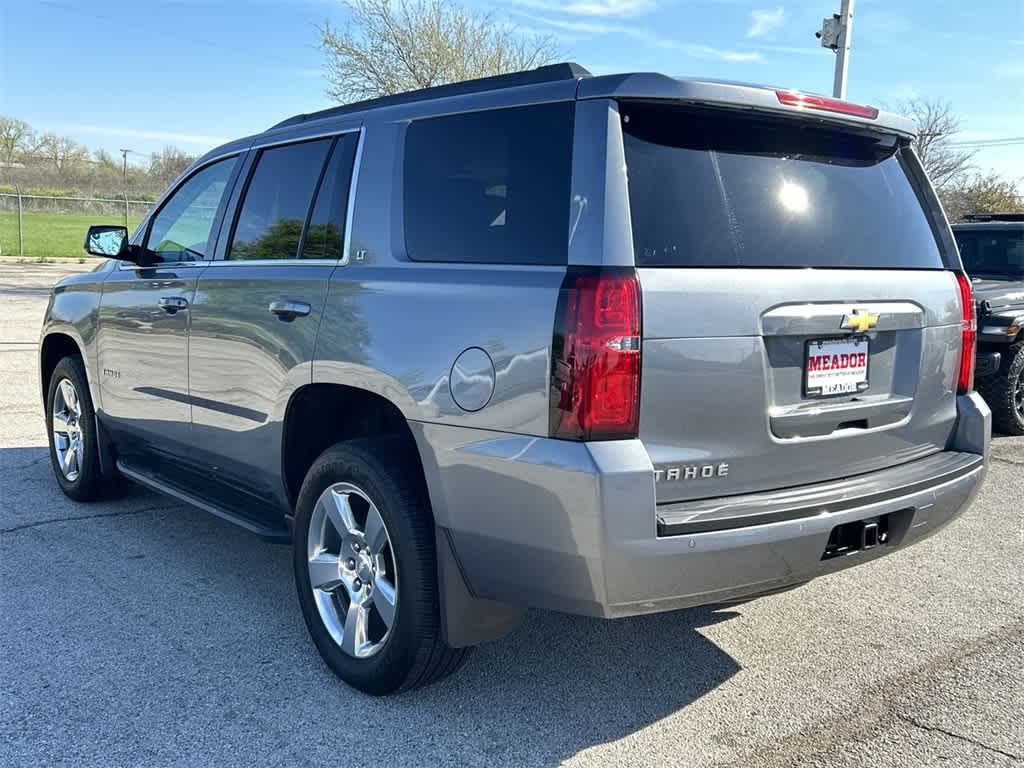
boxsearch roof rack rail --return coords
[962,212,1024,222]
[270,62,592,130]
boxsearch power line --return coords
[947,136,1024,148]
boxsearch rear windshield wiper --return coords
[969,270,1020,280]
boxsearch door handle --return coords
[158,296,188,313]
[269,300,312,321]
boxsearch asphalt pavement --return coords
[2,261,1022,767]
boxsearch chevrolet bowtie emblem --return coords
[840,309,880,333]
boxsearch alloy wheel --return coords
[1015,370,1024,420]
[52,378,84,482]
[306,482,398,659]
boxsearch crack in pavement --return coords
[0,504,181,535]
[992,456,1024,467]
[893,713,1023,761]
[3,455,49,471]
[717,620,1024,767]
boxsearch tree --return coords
[940,172,1024,222]
[35,133,89,174]
[148,146,197,189]
[320,0,560,104]
[0,116,37,166]
[899,97,974,191]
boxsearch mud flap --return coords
[436,526,525,648]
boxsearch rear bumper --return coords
[411,393,990,620]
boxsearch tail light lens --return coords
[954,271,976,394]
[550,268,641,441]
[775,90,879,120]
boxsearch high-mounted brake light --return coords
[954,272,976,394]
[775,90,879,120]
[550,268,641,441]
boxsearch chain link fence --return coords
[0,188,154,259]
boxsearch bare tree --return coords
[899,97,974,191]
[148,146,197,188]
[320,0,560,104]
[0,116,37,167]
[35,133,90,175]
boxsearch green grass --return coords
[0,211,142,260]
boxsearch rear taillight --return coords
[955,271,976,394]
[550,268,641,441]
[775,90,879,120]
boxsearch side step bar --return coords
[116,461,291,544]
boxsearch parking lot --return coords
[1,261,1022,767]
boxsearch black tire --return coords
[976,341,1024,436]
[292,438,470,695]
[45,355,119,502]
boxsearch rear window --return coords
[403,103,574,265]
[954,228,1024,278]
[621,102,948,269]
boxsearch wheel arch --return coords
[280,382,425,509]
[40,331,87,405]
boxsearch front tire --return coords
[45,356,109,501]
[977,341,1024,435]
[292,438,470,695]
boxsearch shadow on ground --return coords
[1,444,741,767]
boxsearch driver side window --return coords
[145,156,238,263]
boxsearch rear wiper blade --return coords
[969,271,1019,280]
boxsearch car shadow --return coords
[2,444,742,767]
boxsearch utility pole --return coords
[816,0,855,99]
[119,149,133,229]
[119,148,132,184]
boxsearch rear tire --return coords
[976,341,1024,436]
[292,438,470,695]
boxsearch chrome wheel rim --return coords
[1015,371,1024,420]
[52,378,84,482]
[307,482,397,659]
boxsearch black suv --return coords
[954,213,1024,433]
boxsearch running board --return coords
[116,461,291,544]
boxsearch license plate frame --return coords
[803,336,871,398]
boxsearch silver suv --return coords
[41,63,990,694]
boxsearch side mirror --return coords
[84,225,145,263]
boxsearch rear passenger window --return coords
[228,139,332,261]
[301,133,358,260]
[403,103,574,265]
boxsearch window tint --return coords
[146,156,237,263]
[403,103,573,265]
[301,133,358,260]
[621,102,949,269]
[955,229,1024,278]
[228,139,332,261]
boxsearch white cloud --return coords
[748,7,785,38]
[753,44,822,56]
[885,82,920,102]
[994,61,1024,78]
[512,0,655,17]
[58,124,230,148]
[518,14,762,62]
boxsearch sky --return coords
[1,0,1022,178]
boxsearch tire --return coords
[45,355,120,502]
[976,341,1024,436]
[292,438,470,695]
